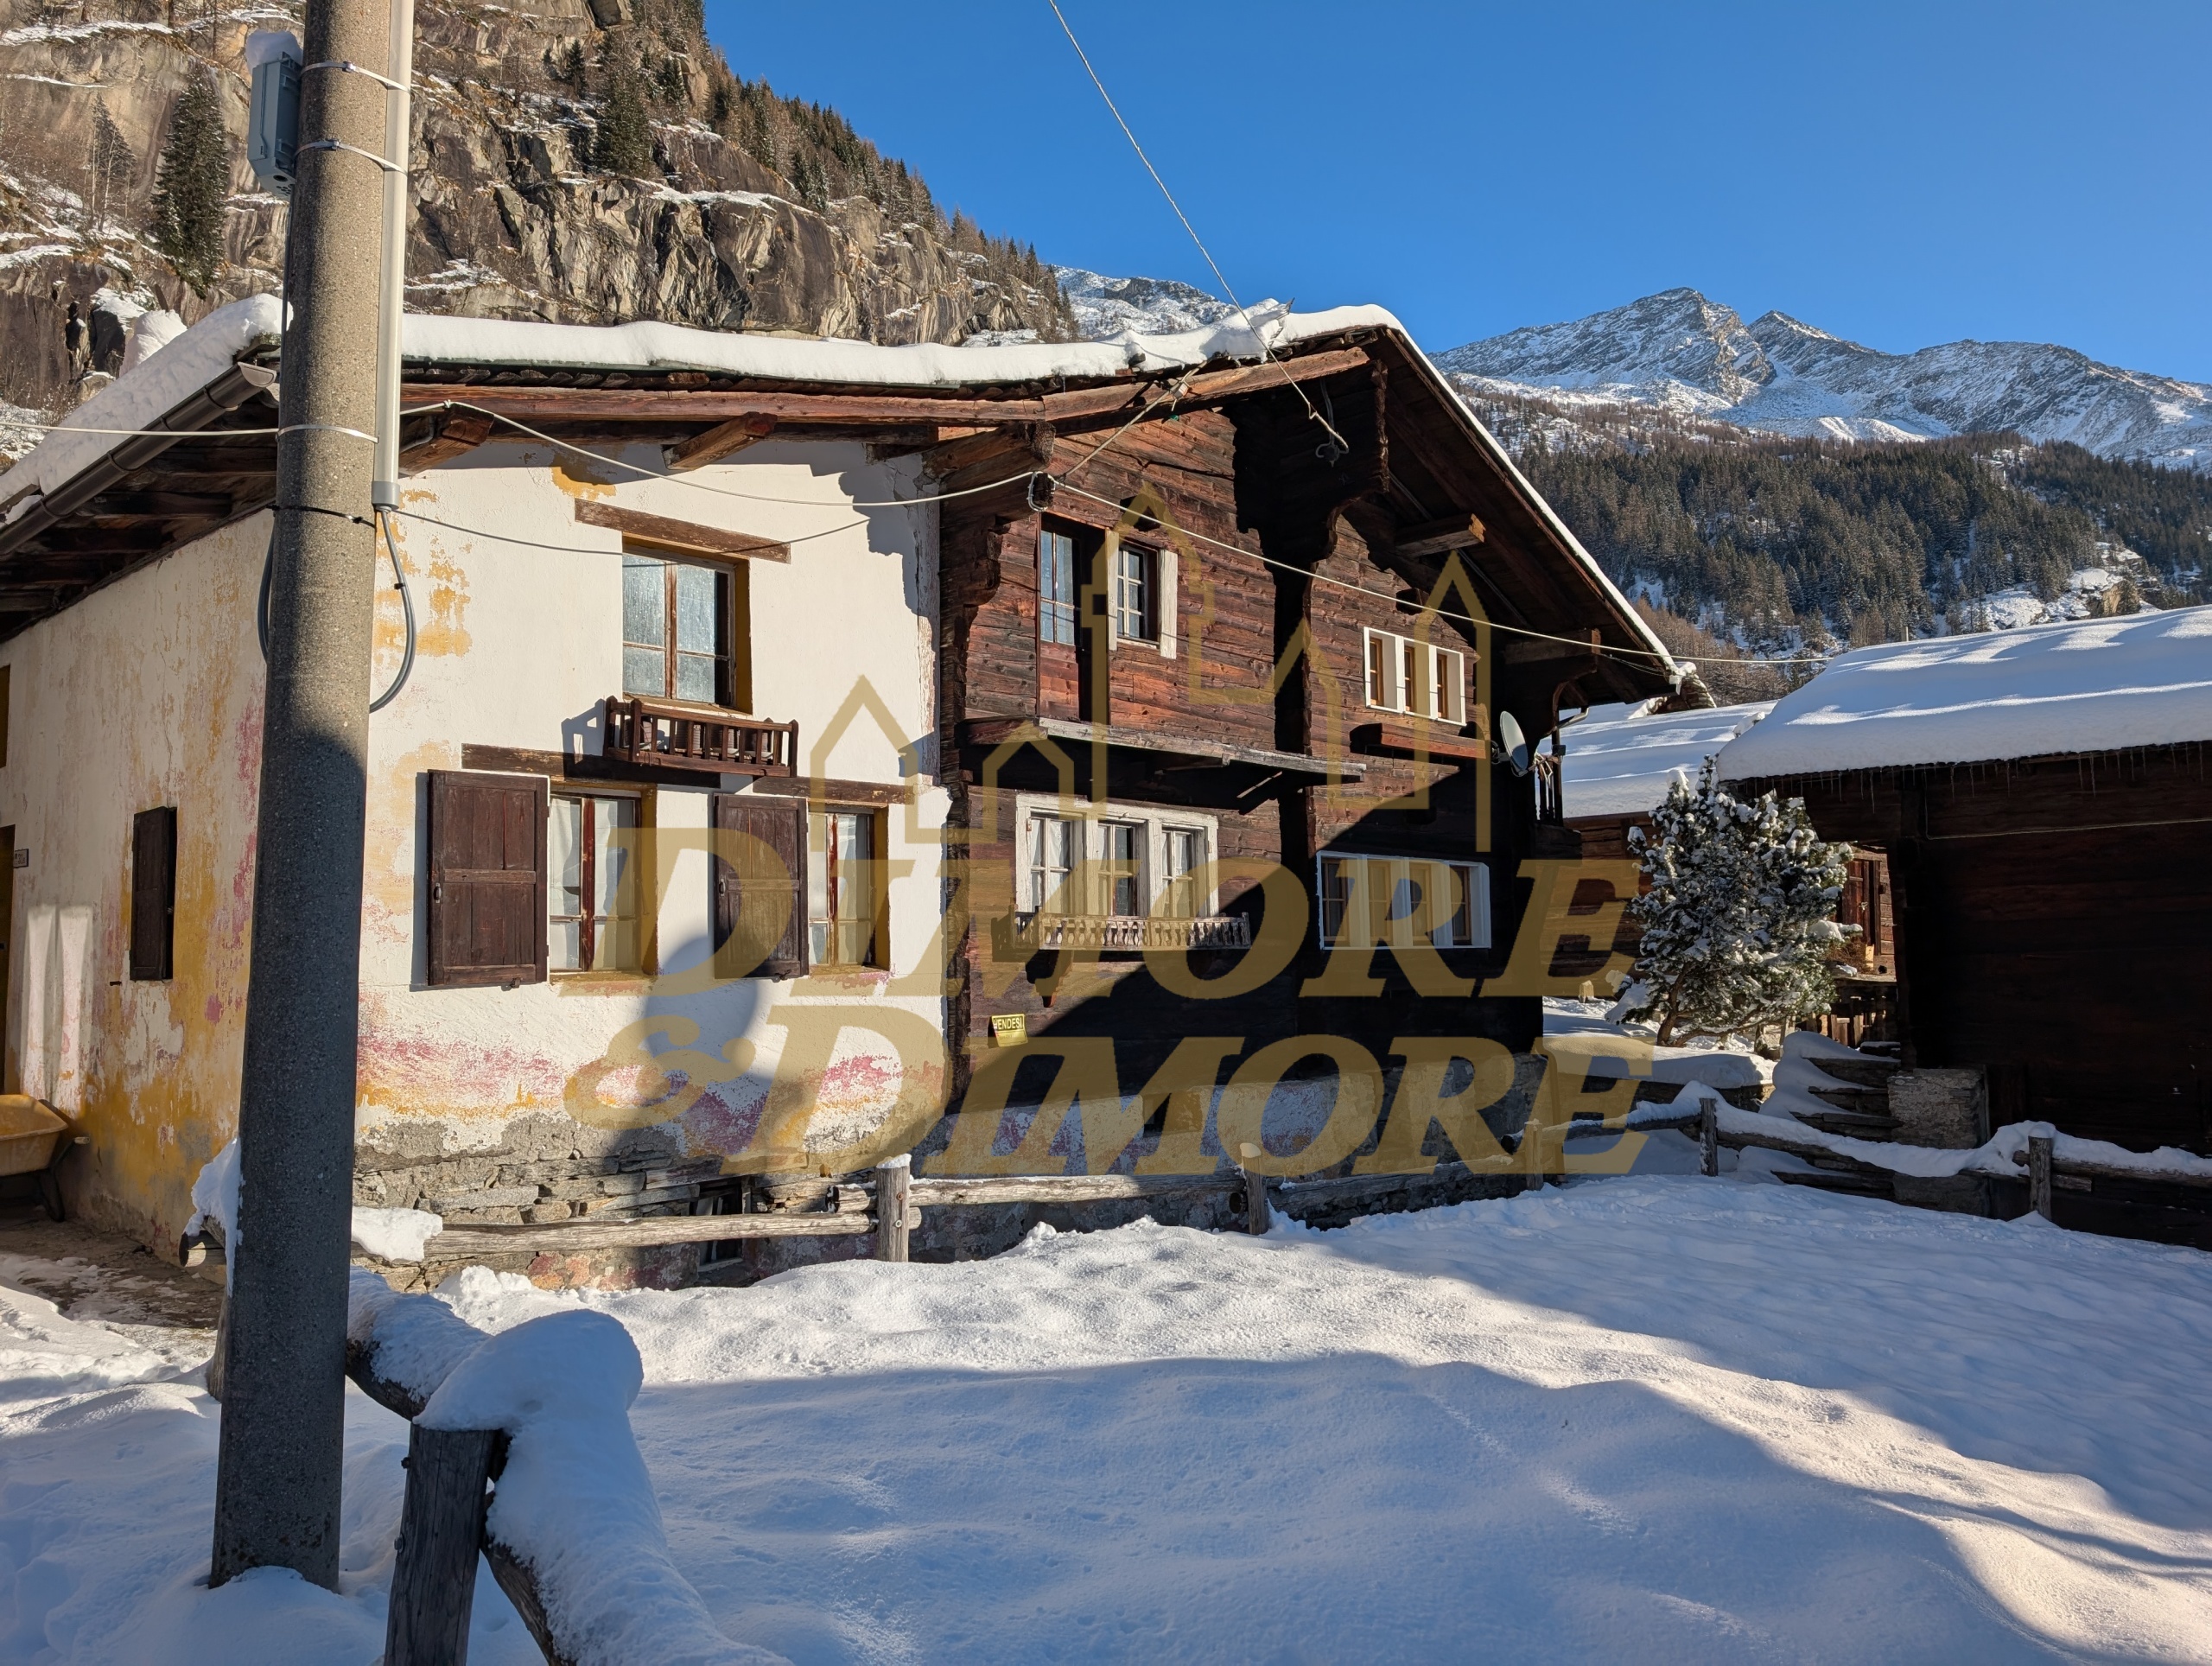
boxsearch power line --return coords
[1043,0,1349,459]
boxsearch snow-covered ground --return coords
[8,1169,2212,1663]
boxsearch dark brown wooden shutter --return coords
[711,793,808,979]
[129,805,176,982]
[426,770,547,988]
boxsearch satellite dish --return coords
[1496,711,1531,776]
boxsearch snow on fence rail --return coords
[347,1272,783,1666]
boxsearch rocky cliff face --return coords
[0,0,1071,433]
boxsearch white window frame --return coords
[1362,626,1466,722]
[1016,798,1219,919]
[1106,536,1178,658]
[1314,853,1491,951]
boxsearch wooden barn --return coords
[1715,611,2212,1199]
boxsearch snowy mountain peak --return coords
[1054,267,1242,341]
[1436,288,1775,411]
[1444,290,2212,470]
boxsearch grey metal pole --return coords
[210,0,393,1590]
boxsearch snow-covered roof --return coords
[401,301,1402,387]
[0,294,1680,682]
[1,293,283,515]
[1555,700,1774,817]
[1714,607,2212,778]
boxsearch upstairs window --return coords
[1029,815,1080,915]
[1363,627,1466,723]
[1099,822,1144,917]
[1114,543,1158,643]
[1160,826,1203,919]
[1039,526,1079,646]
[622,544,749,709]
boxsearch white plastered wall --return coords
[356,436,950,1171]
[0,517,266,1247]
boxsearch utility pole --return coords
[210,0,397,1589]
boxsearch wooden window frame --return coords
[1363,627,1466,722]
[808,806,889,971]
[1039,524,1080,647]
[621,541,752,711]
[1018,800,1220,919]
[129,805,176,982]
[548,788,646,976]
[1112,542,1159,644]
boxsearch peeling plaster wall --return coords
[358,438,950,1202]
[0,437,946,1266]
[0,517,266,1250]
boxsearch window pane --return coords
[1116,545,1154,641]
[1102,823,1141,916]
[623,645,666,698]
[1162,827,1199,918]
[549,798,582,913]
[1402,640,1424,717]
[1367,633,1390,709]
[592,798,634,919]
[1439,650,1465,722]
[1040,530,1076,645]
[674,563,720,654]
[622,555,666,647]
[674,651,718,704]
[1318,856,1351,947]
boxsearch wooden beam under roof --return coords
[1395,512,1486,560]
[572,499,791,562]
[401,346,1372,435]
[666,414,777,473]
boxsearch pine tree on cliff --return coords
[149,72,230,296]
[594,48,655,178]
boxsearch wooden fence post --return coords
[2027,1134,2056,1222]
[1699,1099,1719,1178]
[876,1154,912,1262]
[1235,1146,1271,1234]
[385,1422,499,1666]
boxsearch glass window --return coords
[1161,827,1202,919]
[622,549,734,705]
[1100,822,1142,917]
[1029,816,1078,914]
[1115,544,1156,642]
[550,793,639,972]
[1317,855,1489,950]
[808,810,880,967]
[1365,629,1399,710]
[1039,527,1077,646]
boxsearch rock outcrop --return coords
[0,0,1071,434]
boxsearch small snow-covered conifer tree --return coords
[594,48,654,178]
[1617,762,1854,1046]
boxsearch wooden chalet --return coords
[1715,612,2212,1224]
[0,296,1677,1276]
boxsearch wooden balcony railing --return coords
[1019,912,1253,951]
[603,695,798,777]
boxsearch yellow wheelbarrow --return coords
[0,1096,82,1221]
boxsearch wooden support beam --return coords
[665,413,777,473]
[424,1211,873,1255]
[1395,512,1486,560]
[924,422,1054,480]
[399,411,494,476]
[573,499,791,562]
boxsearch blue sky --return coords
[703,2,2211,378]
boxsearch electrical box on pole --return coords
[245,30,302,195]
